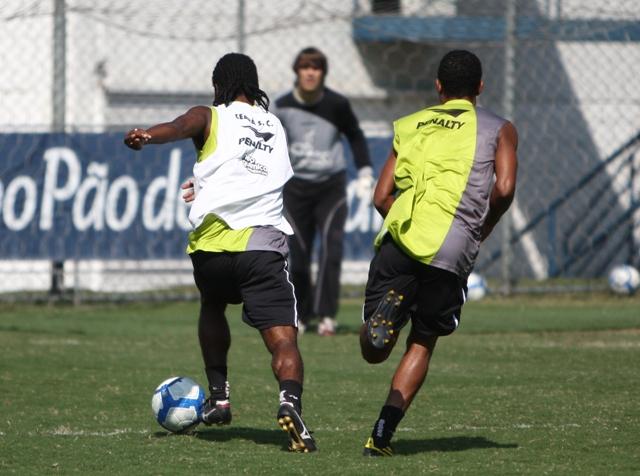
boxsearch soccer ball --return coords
[607,265,640,295]
[151,376,205,432]
[467,272,487,301]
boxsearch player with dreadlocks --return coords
[124,53,317,453]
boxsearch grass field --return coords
[1,293,639,475]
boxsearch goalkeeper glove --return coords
[355,166,375,200]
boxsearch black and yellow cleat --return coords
[277,403,317,453]
[366,290,406,350]
[363,437,393,456]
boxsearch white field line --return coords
[525,340,640,349]
[1,422,584,438]
[444,423,581,431]
[29,338,81,346]
[29,427,150,437]
[309,423,582,433]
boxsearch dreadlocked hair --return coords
[212,53,270,110]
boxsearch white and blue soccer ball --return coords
[607,264,640,295]
[151,376,205,432]
[466,272,488,301]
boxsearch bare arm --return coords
[481,121,518,241]
[123,106,210,150]
[373,149,397,218]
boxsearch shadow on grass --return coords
[394,436,518,455]
[153,426,289,451]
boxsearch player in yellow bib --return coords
[360,50,518,456]
[124,53,316,453]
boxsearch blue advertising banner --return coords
[0,134,391,260]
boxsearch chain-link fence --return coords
[1,0,639,300]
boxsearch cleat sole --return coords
[277,409,316,453]
[365,290,406,350]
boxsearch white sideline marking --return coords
[29,338,81,346]
[38,427,150,437]
[447,423,581,431]
[11,422,585,439]
[526,340,640,349]
[313,423,581,433]
[580,341,640,349]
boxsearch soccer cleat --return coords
[365,290,406,350]
[363,437,393,457]
[277,403,317,453]
[201,398,232,426]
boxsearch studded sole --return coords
[278,415,310,453]
[367,290,404,350]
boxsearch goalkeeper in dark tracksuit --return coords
[273,47,374,336]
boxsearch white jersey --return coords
[188,102,294,234]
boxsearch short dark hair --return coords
[212,53,270,110]
[437,50,482,98]
[292,47,328,75]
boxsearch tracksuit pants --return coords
[283,172,347,323]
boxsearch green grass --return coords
[1,293,639,474]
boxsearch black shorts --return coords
[363,237,467,338]
[190,250,297,330]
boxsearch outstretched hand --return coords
[124,128,152,150]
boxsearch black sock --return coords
[206,365,229,401]
[279,380,303,413]
[371,405,404,447]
